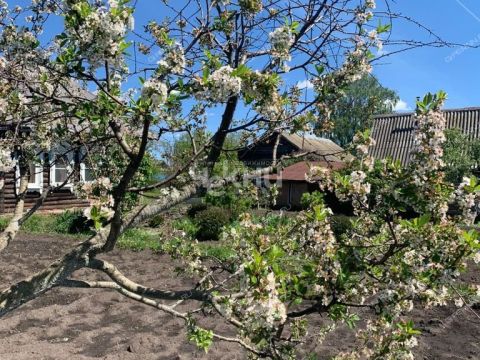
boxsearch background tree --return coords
[327,75,399,146]
[442,128,480,183]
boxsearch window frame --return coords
[80,162,95,183]
[15,158,43,194]
[49,151,74,190]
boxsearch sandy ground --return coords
[0,234,478,359]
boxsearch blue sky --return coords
[8,0,480,113]
[373,0,480,111]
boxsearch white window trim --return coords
[49,151,74,190]
[15,160,43,194]
[80,163,93,183]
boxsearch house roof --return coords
[238,132,349,162]
[281,133,349,162]
[370,107,480,165]
[263,161,345,182]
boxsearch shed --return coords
[263,161,346,209]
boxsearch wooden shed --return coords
[263,161,346,210]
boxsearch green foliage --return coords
[172,217,199,238]
[416,90,447,114]
[0,217,8,232]
[330,215,355,239]
[187,318,214,352]
[199,243,236,262]
[53,210,93,235]
[22,214,58,234]
[326,75,399,146]
[186,202,208,218]
[442,128,480,183]
[194,206,231,241]
[205,185,255,219]
[147,214,165,228]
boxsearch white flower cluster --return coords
[0,148,15,172]
[242,71,284,120]
[411,110,446,181]
[239,0,263,14]
[79,176,115,221]
[157,43,185,75]
[356,10,373,25]
[254,91,283,121]
[243,272,287,329]
[453,177,479,225]
[64,2,133,68]
[353,132,376,157]
[365,0,376,8]
[269,26,294,63]
[368,29,383,50]
[196,66,242,103]
[142,78,169,110]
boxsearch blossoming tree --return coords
[0,0,478,358]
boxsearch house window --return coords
[80,163,95,182]
[28,162,43,191]
[15,159,43,194]
[50,152,74,189]
[54,156,69,184]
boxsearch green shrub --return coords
[205,185,254,219]
[187,202,208,218]
[262,213,294,232]
[194,206,231,241]
[172,217,199,238]
[0,217,9,232]
[330,215,355,238]
[53,210,93,235]
[147,214,165,228]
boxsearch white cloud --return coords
[297,79,314,89]
[393,99,412,112]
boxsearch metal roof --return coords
[370,108,480,165]
[279,133,350,162]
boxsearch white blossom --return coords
[269,26,294,63]
[142,78,169,109]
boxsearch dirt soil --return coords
[0,234,479,359]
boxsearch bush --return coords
[330,215,355,238]
[53,210,93,235]
[194,207,231,241]
[172,217,199,238]
[147,214,165,228]
[0,217,8,232]
[187,202,208,218]
[205,185,254,219]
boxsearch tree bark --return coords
[206,96,238,174]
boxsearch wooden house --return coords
[0,146,91,214]
[238,132,348,168]
[238,132,348,209]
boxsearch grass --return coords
[0,211,235,261]
[117,226,235,262]
[0,213,85,237]
[117,228,162,252]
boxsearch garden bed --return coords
[0,234,478,359]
